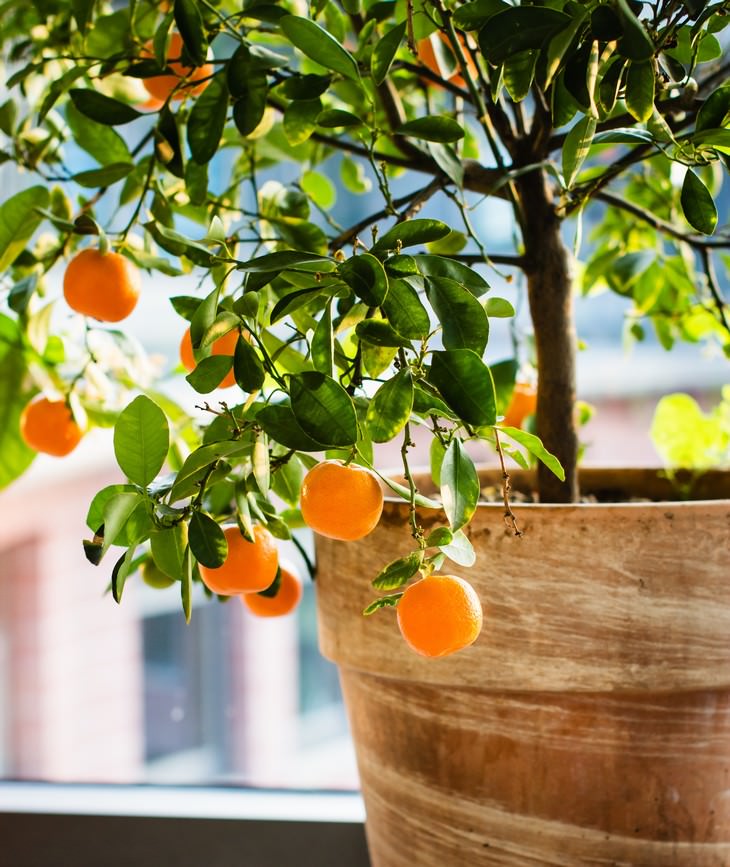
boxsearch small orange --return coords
[179,326,238,388]
[63,248,141,322]
[397,574,483,658]
[502,382,537,429]
[416,31,478,89]
[300,460,384,542]
[142,32,213,102]
[242,566,303,618]
[20,397,84,457]
[199,525,278,596]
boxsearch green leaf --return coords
[615,0,655,60]
[72,0,95,33]
[356,319,412,348]
[271,455,304,506]
[280,15,360,81]
[426,276,489,355]
[428,349,497,427]
[479,7,571,65]
[371,551,423,590]
[113,395,170,487]
[174,0,208,66]
[73,162,134,188]
[289,371,358,447]
[316,108,363,128]
[237,250,332,272]
[187,76,228,164]
[111,546,137,603]
[496,425,565,480]
[311,299,334,377]
[102,492,145,554]
[366,369,414,443]
[181,545,193,623]
[379,475,442,509]
[397,115,465,143]
[232,73,269,136]
[169,440,249,502]
[234,336,266,392]
[562,115,596,189]
[0,186,49,272]
[363,593,403,615]
[412,254,490,296]
[503,49,538,103]
[150,523,188,580]
[439,528,476,567]
[69,89,143,125]
[371,219,451,253]
[650,393,727,470]
[86,483,138,533]
[485,297,515,317]
[257,403,328,451]
[440,438,479,532]
[381,278,431,339]
[283,98,322,145]
[185,355,234,392]
[300,169,336,209]
[338,253,388,305]
[188,511,228,568]
[696,84,730,132]
[371,20,406,85]
[0,318,35,488]
[65,102,132,166]
[426,526,453,547]
[625,59,655,123]
[681,169,717,235]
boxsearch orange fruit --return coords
[63,248,141,322]
[20,397,84,457]
[397,574,483,658]
[416,31,478,89]
[142,32,213,102]
[502,382,537,429]
[179,326,239,388]
[199,525,278,596]
[242,566,302,618]
[300,460,384,542]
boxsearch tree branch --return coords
[699,247,730,336]
[594,190,730,250]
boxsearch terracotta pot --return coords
[315,468,730,866]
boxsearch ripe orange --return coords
[397,574,483,658]
[180,326,238,388]
[502,382,537,429]
[199,525,278,596]
[300,460,384,542]
[142,32,213,102]
[242,566,302,618]
[416,31,478,89]
[20,397,84,457]
[63,248,141,322]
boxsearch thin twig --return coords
[493,429,523,537]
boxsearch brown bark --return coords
[515,168,579,502]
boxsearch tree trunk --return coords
[515,168,579,503]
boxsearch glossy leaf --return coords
[73,162,134,188]
[479,7,571,65]
[496,425,565,480]
[185,356,233,393]
[280,15,359,81]
[426,276,489,355]
[371,21,406,85]
[69,89,142,125]
[366,369,414,443]
[397,115,465,143]
[440,438,480,532]
[412,255,490,296]
[113,395,170,487]
[439,528,476,567]
[169,441,250,502]
[0,186,48,272]
[189,511,228,568]
[65,102,132,166]
[428,349,497,427]
[371,551,423,590]
[102,491,144,554]
[289,372,358,447]
[681,169,717,235]
[615,0,655,60]
[150,524,188,580]
[356,319,412,348]
[371,219,451,254]
[232,73,268,136]
[311,299,334,377]
[625,60,655,123]
[234,336,266,392]
[562,115,596,189]
[257,404,329,451]
[188,76,228,164]
[338,253,388,305]
[174,0,208,66]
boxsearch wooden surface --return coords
[315,469,730,866]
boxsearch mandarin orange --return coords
[300,460,384,542]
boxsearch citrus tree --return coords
[1,0,729,654]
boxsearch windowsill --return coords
[0,780,365,822]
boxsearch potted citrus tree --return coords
[1,0,729,863]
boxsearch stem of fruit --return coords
[493,428,523,537]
